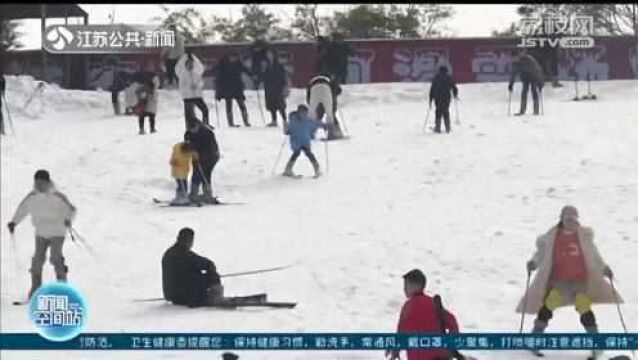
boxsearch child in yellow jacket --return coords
[170,141,199,204]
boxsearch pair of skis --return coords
[152,198,245,207]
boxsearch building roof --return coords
[0,4,88,20]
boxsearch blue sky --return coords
[14,4,522,49]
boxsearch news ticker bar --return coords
[1,333,637,351]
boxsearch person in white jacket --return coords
[7,169,77,299]
[176,52,209,128]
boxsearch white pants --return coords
[308,83,334,123]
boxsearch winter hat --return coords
[297,104,308,112]
[34,169,50,181]
[403,269,427,288]
[439,66,449,73]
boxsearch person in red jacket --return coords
[387,269,460,360]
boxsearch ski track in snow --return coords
[1,76,637,360]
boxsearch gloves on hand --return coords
[7,222,16,234]
[604,266,613,279]
[64,219,72,227]
[526,260,537,273]
[508,83,513,92]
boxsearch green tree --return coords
[153,6,212,44]
[211,4,292,42]
[291,4,325,40]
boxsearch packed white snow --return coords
[1,75,637,360]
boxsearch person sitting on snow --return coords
[162,228,266,307]
[282,104,327,178]
[517,205,622,359]
[169,140,199,205]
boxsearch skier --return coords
[508,48,545,116]
[7,169,77,299]
[170,139,199,205]
[134,76,159,134]
[307,75,344,140]
[386,269,460,360]
[162,228,267,307]
[214,53,252,127]
[160,24,185,89]
[184,118,220,204]
[282,104,327,178]
[176,52,209,128]
[517,205,622,359]
[109,65,128,115]
[263,49,289,127]
[429,66,459,134]
[0,72,5,136]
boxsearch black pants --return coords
[164,58,178,86]
[269,107,286,125]
[111,90,120,104]
[184,98,209,127]
[520,81,540,115]
[286,146,319,171]
[225,98,249,126]
[191,157,219,193]
[434,103,451,133]
[138,112,156,132]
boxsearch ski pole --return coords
[610,279,635,359]
[519,269,532,333]
[3,93,15,135]
[454,97,461,126]
[507,90,512,117]
[271,137,287,175]
[68,227,101,262]
[220,264,294,278]
[214,100,221,128]
[256,88,266,126]
[538,87,545,115]
[337,108,349,136]
[324,135,330,174]
[422,103,432,132]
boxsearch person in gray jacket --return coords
[508,49,545,116]
[7,169,77,299]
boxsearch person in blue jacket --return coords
[283,104,327,178]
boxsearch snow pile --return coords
[1,79,638,360]
[3,75,108,119]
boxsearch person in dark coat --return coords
[162,228,222,307]
[162,227,268,308]
[429,66,459,134]
[316,36,331,77]
[214,53,253,127]
[110,68,128,116]
[328,33,352,86]
[508,49,545,116]
[250,39,269,89]
[263,50,289,127]
[184,118,220,204]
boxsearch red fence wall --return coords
[4,36,637,90]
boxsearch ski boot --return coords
[202,185,220,204]
[138,128,145,135]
